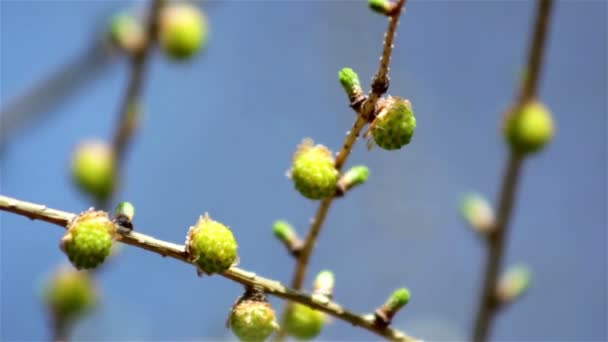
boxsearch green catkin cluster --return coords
[291,139,339,200]
[370,96,416,150]
[229,288,279,342]
[44,266,97,322]
[71,140,116,201]
[504,100,555,155]
[186,213,238,275]
[159,3,207,60]
[61,210,117,270]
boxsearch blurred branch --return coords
[0,37,114,150]
[103,0,165,209]
[472,1,555,341]
[0,194,421,342]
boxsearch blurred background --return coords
[0,0,605,341]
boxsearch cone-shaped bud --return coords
[461,192,494,234]
[375,288,410,326]
[61,210,117,270]
[497,264,531,304]
[368,0,394,15]
[290,139,339,200]
[229,287,279,342]
[504,100,555,155]
[338,67,363,101]
[338,165,370,194]
[273,220,302,256]
[186,213,238,275]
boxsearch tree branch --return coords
[0,194,420,342]
[291,0,408,295]
[472,1,554,341]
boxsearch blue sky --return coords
[1,1,606,341]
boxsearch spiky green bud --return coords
[229,288,279,342]
[370,97,416,150]
[338,165,370,193]
[290,139,339,200]
[44,266,97,323]
[109,12,145,53]
[159,3,207,60]
[461,192,494,233]
[71,140,116,201]
[368,0,393,15]
[338,67,363,99]
[61,210,117,270]
[186,213,238,275]
[504,100,555,155]
[285,303,325,340]
[497,264,531,303]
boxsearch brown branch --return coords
[0,194,420,342]
[472,1,554,341]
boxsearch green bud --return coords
[109,12,145,53]
[370,97,416,150]
[44,266,97,323]
[71,140,116,202]
[498,264,531,303]
[368,0,393,15]
[338,67,363,99]
[114,202,135,221]
[229,288,279,342]
[186,213,238,275]
[461,192,494,233]
[313,270,335,296]
[291,139,339,200]
[61,210,117,270]
[285,303,325,340]
[504,100,555,155]
[273,220,295,242]
[338,165,370,193]
[385,288,410,312]
[159,3,208,60]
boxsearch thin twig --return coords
[472,1,554,341]
[0,194,420,342]
[291,0,408,295]
[275,2,408,340]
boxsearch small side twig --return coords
[472,1,555,341]
[0,194,420,342]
